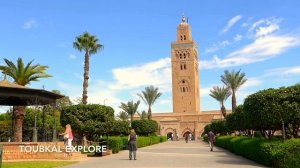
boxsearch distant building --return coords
[135,16,228,140]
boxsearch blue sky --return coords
[1,0,300,114]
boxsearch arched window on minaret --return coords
[180,36,183,41]
[184,64,186,70]
[183,87,185,92]
[184,35,186,40]
[180,53,182,59]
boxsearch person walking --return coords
[128,129,138,160]
[60,124,73,156]
[185,133,189,143]
[208,131,215,151]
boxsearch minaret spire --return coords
[182,13,186,23]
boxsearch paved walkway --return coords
[63,140,266,168]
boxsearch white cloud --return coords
[247,18,282,38]
[69,54,76,59]
[234,34,242,42]
[205,40,231,53]
[23,19,37,29]
[110,58,172,92]
[158,99,171,105]
[200,35,300,69]
[266,66,300,76]
[221,15,243,34]
[56,58,173,113]
[240,78,262,90]
[200,87,212,97]
[255,23,279,38]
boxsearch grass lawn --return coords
[1,161,78,168]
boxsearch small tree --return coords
[221,70,247,111]
[131,120,158,136]
[137,86,162,120]
[117,111,129,121]
[119,100,140,126]
[60,104,114,141]
[209,86,231,118]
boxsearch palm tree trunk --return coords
[221,103,226,118]
[148,106,152,120]
[82,51,90,105]
[13,106,25,142]
[232,90,237,111]
[130,115,134,127]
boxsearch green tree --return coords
[137,85,162,119]
[73,32,104,104]
[119,100,140,125]
[0,58,51,142]
[111,120,130,136]
[209,86,231,118]
[225,105,250,134]
[51,90,72,108]
[60,104,114,141]
[244,89,282,138]
[131,120,158,136]
[221,70,247,111]
[117,111,129,121]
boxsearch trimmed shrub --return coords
[104,135,167,153]
[203,135,208,142]
[137,136,151,148]
[215,136,300,167]
[272,139,300,168]
[160,136,167,142]
[150,136,160,145]
[121,136,128,150]
[104,136,123,153]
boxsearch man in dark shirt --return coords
[208,131,215,151]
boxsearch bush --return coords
[203,135,208,142]
[215,136,300,167]
[272,139,300,168]
[104,136,123,154]
[111,120,130,136]
[160,136,167,142]
[104,135,167,153]
[131,120,158,136]
[150,136,160,145]
[137,136,151,148]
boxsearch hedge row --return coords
[103,136,167,154]
[215,136,300,168]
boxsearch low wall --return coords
[0,142,86,160]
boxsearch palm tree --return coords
[221,70,247,111]
[0,58,51,142]
[73,32,103,104]
[119,100,140,125]
[137,85,162,120]
[137,110,148,120]
[117,111,129,121]
[209,86,231,118]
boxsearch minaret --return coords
[171,15,200,114]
